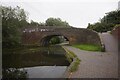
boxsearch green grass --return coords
[64,48,76,63]
[72,44,102,52]
[63,47,80,72]
[66,49,77,58]
[69,58,80,72]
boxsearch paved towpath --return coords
[63,33,118,78]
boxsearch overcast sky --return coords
[1,0,119,28]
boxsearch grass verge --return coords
[63,47,81,72]
[69,58,80,72]
[72,44,102,52]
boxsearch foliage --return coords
[63,47,80,72]
[28,17,70,27]
[1,6,71,48]
[87,10,120,32]
[2,6,28,48]
[45,17,70,27]
[39,22,46,26]
[73,44,102,52]
[88,22,114,32]
[49,36,61,44]
[101,10,120,24]
[45,17,71,45]
[69,58,80,72]
[114,24,120,28]
[28,17,71,27]
[29,20,40,26]
[65,48,77,63]
[2,68,28,79]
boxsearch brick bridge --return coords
[22,26,102,46]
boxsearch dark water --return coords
[2,46,70,78]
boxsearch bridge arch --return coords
[22,26,102,47]
[40,34,70,46]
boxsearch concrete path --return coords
[63,33,118,78]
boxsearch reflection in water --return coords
[2,46,69,78]
[24,66,67,78]
[2,68,28,79]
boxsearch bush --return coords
[2,6,28,48]
[87,10,120,32]
[49,36,61,44]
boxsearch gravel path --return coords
[63,33,118,78]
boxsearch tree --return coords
[45,18,71,44]
[87,10,120,32]
[39,22,45,26]
[101,10,120,24]
[45,17,70,27]
[49,36,61,44]
[45,17,71,45]
[87,22,114,32]
[1,6,28,48]
[29,20,40,26]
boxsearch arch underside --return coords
[40,35,69,46]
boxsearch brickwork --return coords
[22,26,101,46]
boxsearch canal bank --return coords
[62,46,81,78]
[2,45,70,78]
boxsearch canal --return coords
[2,45,70,78]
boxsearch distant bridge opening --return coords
[40,35,69,46]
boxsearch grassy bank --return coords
[72,44,102,52]
[63,47,81,72]
[69,58,80,72]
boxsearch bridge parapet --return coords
[22,26,102,46]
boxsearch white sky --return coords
[1,0,119,28]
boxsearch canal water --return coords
[2,46,70,78]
